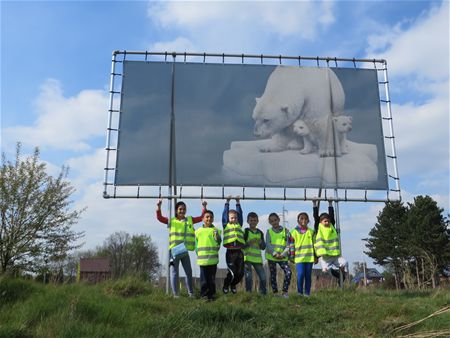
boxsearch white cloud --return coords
[393,96,449,175]
[147,1,336,52]
[3,79,108,152]
[364,2,449,194]
[150,36,197,53]
[65,147,106,194]
[73,181,169,251]
[367,2,449,81]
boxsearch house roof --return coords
[79,258,110,272]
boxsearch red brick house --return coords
[78,258,111,283]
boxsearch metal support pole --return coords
[334,189,344,289]
[166,57,177,295]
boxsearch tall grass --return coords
[1,276,449,337]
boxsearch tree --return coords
[364,200,408,288]
[364,196,449,289]
[0,143,84,275]
[405,196,449,288]
[95,231,160,280]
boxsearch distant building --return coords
[78,258,111,283]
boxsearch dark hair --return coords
[297,212,309,221]
[268,212,280,220]
[175,201,186,215]
[204,209,214,218]
[228,209,237,215]
[319,213,330,222]
[247,212,258,221]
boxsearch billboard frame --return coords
[103,51,401,202]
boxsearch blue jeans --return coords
[296,262,313,295]
[244,262,267,294]
[170,252,193,296]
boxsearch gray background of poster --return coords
[115,61,387,188]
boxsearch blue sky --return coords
[2,1,449,274]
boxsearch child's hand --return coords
[202,200,207,208]
[328,200,333,207]
[226,195,232,203]
[312,199,317,207]
[157,199,162,208]
[235,195,240,203]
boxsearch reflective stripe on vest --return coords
[265,227,288,262]
[169,216,195,251]
[195,227,221,266]
[314,223,340,256]
[223,223,245,246]
[291,227,315,263]
[244,229,263,263]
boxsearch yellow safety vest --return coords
[314,223,340,257]
[265,227,288,262]
[244,229,263,264]
[223,223,245,246]
[195,226,221,266]
[169,216,195,251]
[291,227,315,263]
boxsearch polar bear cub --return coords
[292,115,352,157]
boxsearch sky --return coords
[1,0,449,276]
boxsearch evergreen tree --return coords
[365,196,449,289]
[405,195,449,287]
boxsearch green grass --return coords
[1,277,449,338]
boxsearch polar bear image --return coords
[292,115,353,157]
[292,119,315,154]
[252,66,345,155]
[333,115,352,154]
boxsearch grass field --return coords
[1,277,449,338]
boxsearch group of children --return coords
[156,197,346,300]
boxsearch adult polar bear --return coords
[252,66,345,157]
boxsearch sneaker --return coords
[173,294,180,299]
[222,287,229,294]
[282,292,289,299]
[231,287,237,294]
[188,293,194,298]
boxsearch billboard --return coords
[115,61,388,190]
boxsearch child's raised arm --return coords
[312,200,320,232]
[235,196,243,226]
[328,200,336,226]
[222,196,231,228]
[192,200,208,224]
[156,199,168,225]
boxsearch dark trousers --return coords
[200,265,217,300]
[223,249,244,289]
[268,260,292,293]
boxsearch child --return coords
[265,213,293,298]
[290,212,315,296]
[243,212,267,295]
[313,200,347,275]
[195,210,221,301]
[222,196,245,294]
[157,199,207,298]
